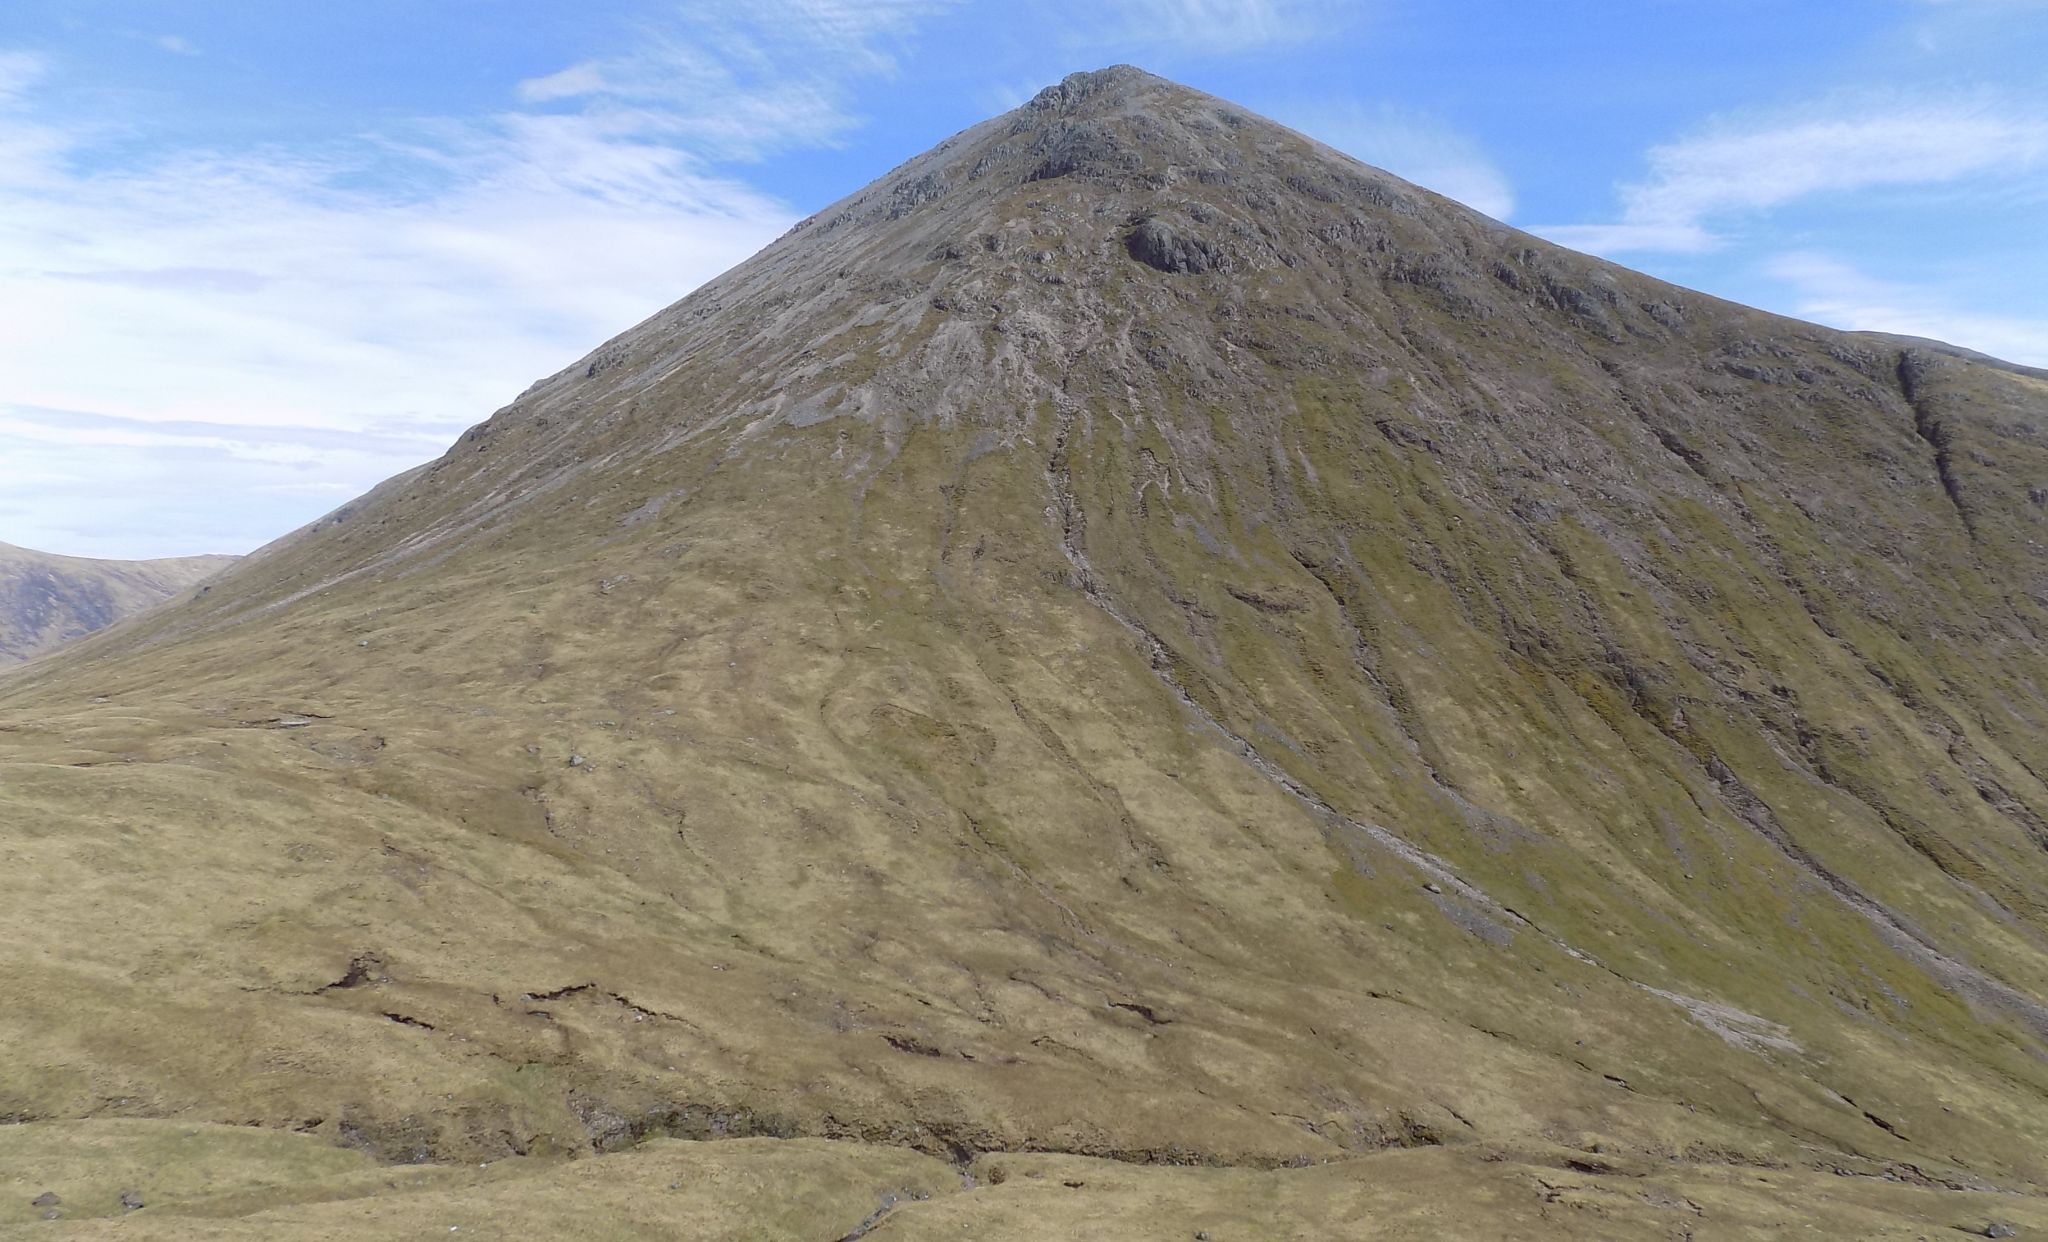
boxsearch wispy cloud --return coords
[1276,100,1514,220]
[1533,221,1716,255]
[1024,0,1359,56]
[0,0,984,557]
[0,49,44,102]
[513,0,962,160]
[1764,251,2048,367]
[1094,0,1350,51]
[1539,95,2048,255]
[0,103,792,433]
[0,0,985,559]
[0,407,452,558]
[0,52,799,556]
[1114,0,1335,48]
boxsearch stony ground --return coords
[5,67,2048,1236]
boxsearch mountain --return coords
[0,542,235,667]
[5,66,2048,1237]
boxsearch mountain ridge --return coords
[4,66,2048,1236]
[0,540,236,668]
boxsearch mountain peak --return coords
[1022,64,1174,112]
[8,66,2048,1235]
[747,61,1416,251]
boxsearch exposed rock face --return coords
[5,66,2048,1233]
[1124,214,1232,273]
[0,542,234,667]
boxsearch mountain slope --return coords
[0,543,235,667]
[6,67,2048,1235]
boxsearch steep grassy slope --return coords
[0,543,234,666]
[5,68,2048,1234]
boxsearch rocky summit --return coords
[0,542,234,668]
[5,66,2048,1237]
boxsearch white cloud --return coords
[1764,251,2048,367]
[1537,96,2048,255]
[1277,101,1515,220]
[1536,221,1717,255]
[0,55,799,557]
[1090,0,1348,51]
[0,50,44,102]
[0,107,793,434]
[764,0,961,61]
[0,407,450,558]
[512,0,962,160]
[156,35,198,56]
[516,61,608,104]
[1627,105,2046,223]
[1,0,979,558]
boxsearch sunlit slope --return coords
[5,66,2048,1233]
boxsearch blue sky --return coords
[2,1,2045,558]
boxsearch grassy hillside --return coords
[3,67,2046,1235]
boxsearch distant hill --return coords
[0,542,236,666]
